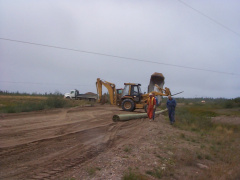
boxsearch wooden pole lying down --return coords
[112,109,168,122]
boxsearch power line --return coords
[0,37,238,76]
[177,0,240,37]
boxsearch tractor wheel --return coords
[121,99,135,111]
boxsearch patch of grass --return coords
[146,169,162,179]
[161,100,240,179]
[156,154,164,160]
[145,156,175,179]
[173,105,218,133]
[176,149,196,166]
[124,146,132,153]
[197,153,203,160]
[205,154,212,160]
[171,103,240,179]
[146,164,174,179]
[190,138,200,143]
[122,168,147,180]
[87,166,101,176]
[45,96,66,108]
[180,133,185,139]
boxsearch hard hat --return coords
[149,93,153,96]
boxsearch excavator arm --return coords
[96,78,117,105]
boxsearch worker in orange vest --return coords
[147,93,156,121]
[152,93,159,121]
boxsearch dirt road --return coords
[0,105,165,179]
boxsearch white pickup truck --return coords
[64,89,97,102]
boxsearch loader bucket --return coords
[148,72,165,93]
[148,72,165,105]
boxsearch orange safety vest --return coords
[147,97,156,119]
[147,97,156,106]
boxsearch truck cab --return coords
[64,89,78,99]
[64,90,97,101]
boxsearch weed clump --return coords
[124,146,132,153]
[122,168,147,180]
[87,166,101,176]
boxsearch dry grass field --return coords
[0,95,92,113]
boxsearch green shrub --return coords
[46,96,66,108]
[224,100,235,109]
[21,102,46,112]
[6,106,17,113]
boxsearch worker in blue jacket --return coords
[166,95,177,125]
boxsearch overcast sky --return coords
[0,0,239,98]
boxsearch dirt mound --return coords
[85,92,97,95]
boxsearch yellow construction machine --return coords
[96,78,123,106]
[96,73,172,112]
[120,82,171,112]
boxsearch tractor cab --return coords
[122,83,142,101]
[120,83,143,111]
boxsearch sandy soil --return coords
[0,104,238,180]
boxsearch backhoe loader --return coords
[120,82,171,112]
[96,73,172,112]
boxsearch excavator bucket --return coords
[148,72,165,93]
[148,72,165,105]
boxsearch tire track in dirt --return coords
[0,105,140,180]
[29,121,130,180]
[0,107,114,148]
[0,124,109,179]
[0,120,147,179]
[0,107,148,179]
[60,118,151,180]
